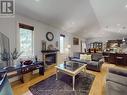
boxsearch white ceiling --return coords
[89,0,127,38]
[16,0,127,38]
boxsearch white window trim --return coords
[60,35,64,54]
[17,27,34,58]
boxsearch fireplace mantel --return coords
[41,50,59,53]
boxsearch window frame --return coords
[18,23,34,58]
[60,34,65,54]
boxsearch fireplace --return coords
[41,50,59,68]
[45,53,56,65]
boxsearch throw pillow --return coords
[80,54,92,61]
[80,54,85,60]
[84,54,88,60]
[85,54,92,61]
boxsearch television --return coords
[0,32,10,68]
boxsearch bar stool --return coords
[116,56,123,65]
[103,55,110,63]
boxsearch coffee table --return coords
[55,61,87,90]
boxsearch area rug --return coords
[29,73,95,95]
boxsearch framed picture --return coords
[73,37,79,45]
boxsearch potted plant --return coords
[11,48,23,65]
[0,49,10,66]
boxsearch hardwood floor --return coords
[11,63,126,95]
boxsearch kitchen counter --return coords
[103,52,127,54]
[103,52,127,65]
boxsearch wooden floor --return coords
[11,63,126,95]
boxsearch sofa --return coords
[70,52,104,72]
[106,67,127,95]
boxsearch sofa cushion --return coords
[80,54,92,61]
[71,58,88,64]
[92,53,102,61]
[106,81,127,95]
[85,54,92,61]
[80,54,86,60]
[87,61,98,66]
[109,67,127,77]
[106,72,127,87]
[73,52,80,59]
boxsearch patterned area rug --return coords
[29,73,95,95]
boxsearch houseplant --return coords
[0,49,10,66]
[11,48,23,65]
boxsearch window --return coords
[60,34,65,53]
[19,23,34,57]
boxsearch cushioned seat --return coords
[109,67,127,77]
[106,67,127,95]
[106,73,127,87]
[71,58,88,64]
[88,61,98,65]
[106,81,127,95]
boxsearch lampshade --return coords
[67,45,71,48]
[122,38,125,42]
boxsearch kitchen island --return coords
[103,52,127,65]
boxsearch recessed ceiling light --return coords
[125,4,127,8]
[71,22,75,25]
[35,0,40,2]
[117,24,120,26]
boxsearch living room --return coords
[0,0,127,95]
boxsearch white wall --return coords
[0,14,81,61]
[16,15,60,61]
[0,14,83,82]
[16,15,82,60]
[71,37,82,53]
[0,17,16,52]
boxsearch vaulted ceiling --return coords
[16,0,127,38]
